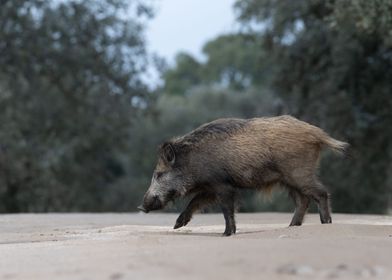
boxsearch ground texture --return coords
[1,213,392,280]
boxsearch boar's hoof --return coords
[174,213,191,229]
[321,217,332,224]
[223,225,236,237]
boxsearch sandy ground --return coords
[0,213,391,280]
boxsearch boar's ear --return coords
[162,142,176,165]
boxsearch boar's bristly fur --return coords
[140,115,349,236]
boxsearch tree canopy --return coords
[0,0,152,211]
[233,0,392,213]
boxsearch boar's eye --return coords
[155,172,164,179]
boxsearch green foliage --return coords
[235,0,392,213]
[0,0,151,212]
[201,34,267,90]
[163,53,203,96]
[1,0,390,214]
[164,34,268,94]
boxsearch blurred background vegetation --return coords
[0,0,391,214]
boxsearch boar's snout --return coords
[141,193,163,212]
[137,205,148,213]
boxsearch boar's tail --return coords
[320,134,350,156]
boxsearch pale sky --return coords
[146,0,238,64]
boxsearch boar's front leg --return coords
[218,188,237,236]
[174,192,216,229]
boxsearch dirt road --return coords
[1,213,391,279]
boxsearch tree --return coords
[164,33,268,94]
[235,0,392,213]
[201,34,267,90]
[163,53,203,96]
[0,0,152,212]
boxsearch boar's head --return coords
[138,142,192,213]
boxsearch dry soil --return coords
[0,213,391,280]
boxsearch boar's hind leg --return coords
[289,189,310,226]
[307,180,332,224]
[174,192,216,229]
[218,189,237,236]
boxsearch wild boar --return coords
[138,115,349,236]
